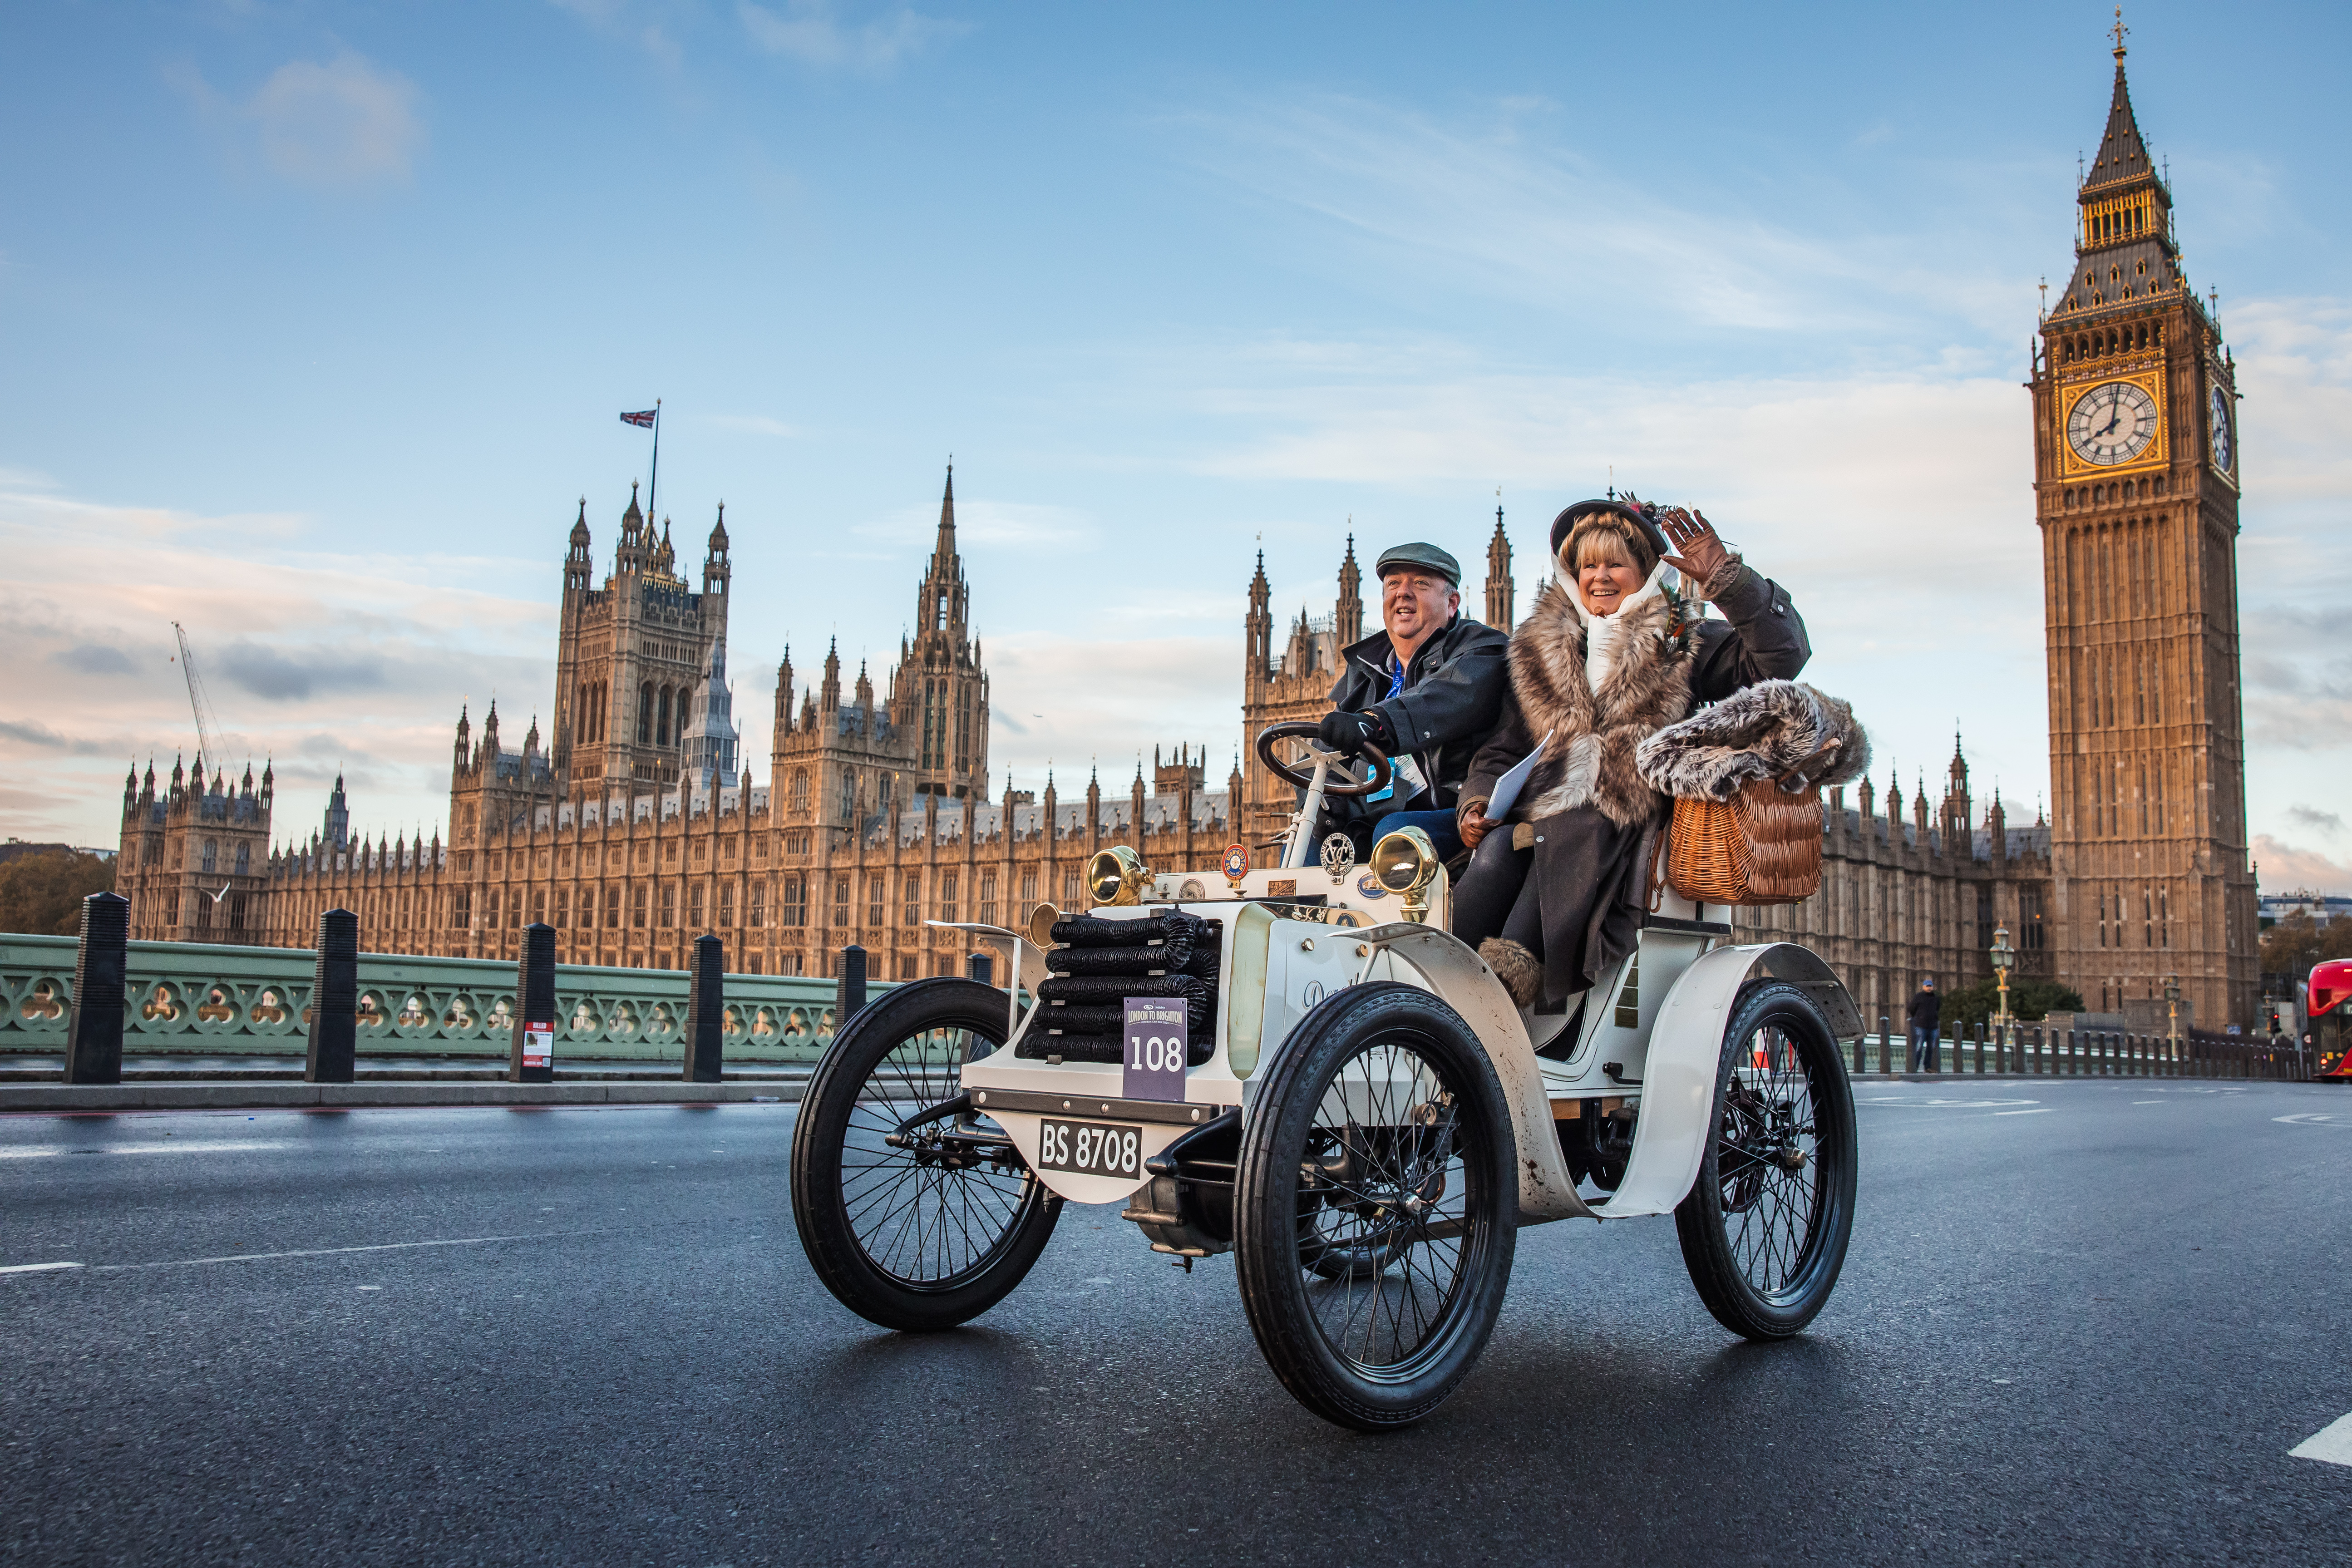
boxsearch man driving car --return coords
[1313,542,1511,861]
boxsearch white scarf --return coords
[1556,558,1678,694]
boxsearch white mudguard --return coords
[1350,923,1595,1224]
[1601,941,1856,1219]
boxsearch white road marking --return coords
[85,1231,587,1272]
[0,1141,280,1159]
[0,1262,84,1275]
[1994,1109,2056,1116]
[2132,1100,2164,1105]
[2273,1114,2352,1128]
[1858,1098,2041,1110]
[2292,1412,2352,1467]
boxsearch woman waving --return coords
[1451,498,1810,1009]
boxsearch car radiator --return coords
[1017,910,1222,1065]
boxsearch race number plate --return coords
[1035,1119,1144,1180]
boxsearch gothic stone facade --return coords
[122,470,1239,982]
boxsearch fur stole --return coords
[1504,579,1696,828]
[1634,679,1871,802]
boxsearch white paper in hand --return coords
[1484,730,1552,822]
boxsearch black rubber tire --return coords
[1674,980,1857,1340]
[790,977,1061,1331]
[1233,983,1516,1431]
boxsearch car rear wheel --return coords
[1673,980,1856,1339]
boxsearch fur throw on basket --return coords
[1633,680,1870,802]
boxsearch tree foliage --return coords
[2258,911,2352,981]
[1941,976,2086,1031]
[0,851,118,936]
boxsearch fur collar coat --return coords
[1460,557,1815,833]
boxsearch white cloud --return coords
[738,0,971,73]
[241,54,425,188]
[2254,835,2352,897]
[0,484,548,846]
[1171,94,2039,348]
[981,633,1238,793]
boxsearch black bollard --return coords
[305,908,359,1084]
[509,922,557,1084]
[966,952,994,986]
[836,944,868,1028]
[682,934,724,1084]
[1879,1014,1892,1075]
[63,891,130,1085]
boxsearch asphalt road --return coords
[5,1079,2351,1566]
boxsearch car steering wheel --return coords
[1254,720,1394,798]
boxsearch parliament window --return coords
[632,885,648,928]
[720,883,735,927]
[554,889,567,929]
[750,881,766,927]
[690,884,705,926]
[832,878,849,928]
[603,887,621,928]
[979,873,997,927]
[660,883,676,928]
[903,873,922,927]
[781,875,805,927]
[868,878,885,927]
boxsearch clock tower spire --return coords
[2029,20,2253,1033]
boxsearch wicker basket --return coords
[1665,777,1823,906]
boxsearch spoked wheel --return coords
[791,978,1061,1331]
[1674,980,1857,1339]
[1234,984,1515,1431]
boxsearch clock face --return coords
[2209,384,2233,471]
[2066,380,2161,467]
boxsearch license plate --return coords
[1036,1119,1144,1179]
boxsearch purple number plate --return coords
[1122,996,1188,1102]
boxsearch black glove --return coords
[1317,708,1393,757]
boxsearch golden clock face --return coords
[2067,380,2160,467]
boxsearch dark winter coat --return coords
[1908,988,1942,1032]
[1325,612,1512,814]
[1454,559,1810,1006]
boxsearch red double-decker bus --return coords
[2312,958,2352,1079]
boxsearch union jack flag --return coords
[620,409,658,428]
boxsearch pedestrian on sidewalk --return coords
[1907,977,1941,1072]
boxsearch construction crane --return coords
[170,621,224,774]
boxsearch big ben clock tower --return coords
[2031,17,2255,1032]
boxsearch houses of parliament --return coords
[108,36,2259,1031]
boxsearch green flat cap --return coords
[1373,542,1460,585]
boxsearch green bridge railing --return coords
[0,934,876,1064]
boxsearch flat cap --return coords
[1373,542,1461,585]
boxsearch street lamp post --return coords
[2165,972,2181,1068]
[1991,922,2015,1031]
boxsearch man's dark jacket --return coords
[1326,612,1511,815]
[1907,988,1941,1032]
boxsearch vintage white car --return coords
[789,721,1861,1430]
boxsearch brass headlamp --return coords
[1086,846,1153,907]
[1369,827,1440,924]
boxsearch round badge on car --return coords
[1356,871,1389,900]
[1320,834,1357,881]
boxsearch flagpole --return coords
[647,399,662,526]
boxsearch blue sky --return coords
[5,0,2347,889]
